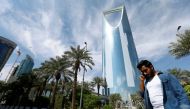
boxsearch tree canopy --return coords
[169,29,190,58]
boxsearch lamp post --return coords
[79,42,87,109]
[5,49,21,82]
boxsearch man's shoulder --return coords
[158,72,174,77]
[157,71,167,76]
[157,72,170,82]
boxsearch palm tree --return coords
[46,56,72,109]
[83,81,95,92]
[92,76,103,96]
[168,68,190,83]
[1,73,36,107]
[61,75,73,109]
[33,55,72,109]
[109,93,122,109]
[131,93,144,109]
[168,68,184,80]
[49,70,61,109]
[34,62,54,97]
[92,77,103,109]
[43,83,52,97]
[64,45,94,109]
[60,56,73,94]
[102,78,108,96]
[169,29,190,58]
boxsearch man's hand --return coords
[139,75,145,92]
[140,75,146,81]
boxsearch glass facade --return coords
[102,6,140,101]
[16,54,34,76]
[0,36,17,72]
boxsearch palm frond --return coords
[169,29,190,58]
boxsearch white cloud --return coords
[1,0,190,81]
[57,0,114,80]
[0,1,66,60]
[0,0,12,15]
[128,0,190,61]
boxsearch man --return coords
[137,60,190,109]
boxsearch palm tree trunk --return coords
[39,78,48,96]
[62,94,65,109]
[36,86,41,98]
[104,86,107,96]
[71,66,79,109]
[97,85,100,109]
[45,89,48,96]
[50,80,58,109]
[61,81,65,108]
[49,89,52,98]
[97,85,100,96]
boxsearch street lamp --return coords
[5,49,21,82]
[177,26,181,31]
[79,42,87,109]
[177,25,182,35]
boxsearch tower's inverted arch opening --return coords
[103,6,123,27]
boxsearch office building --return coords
[0,36,17,72]
[102,5,140,101]
[16,54,34,76]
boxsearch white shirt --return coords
[147,74,164,109]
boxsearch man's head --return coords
[137,60,156,80]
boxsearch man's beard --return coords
[145,71,155,81]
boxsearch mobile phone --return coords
[142,73,146,77]
[142,73,148,79]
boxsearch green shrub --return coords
[103,104,113,109]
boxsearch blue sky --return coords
[0,0,190,81]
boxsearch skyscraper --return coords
[16,54,34,76]
[0,36,17,72]
[102,5,140,101]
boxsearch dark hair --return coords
[137,60,153,69]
